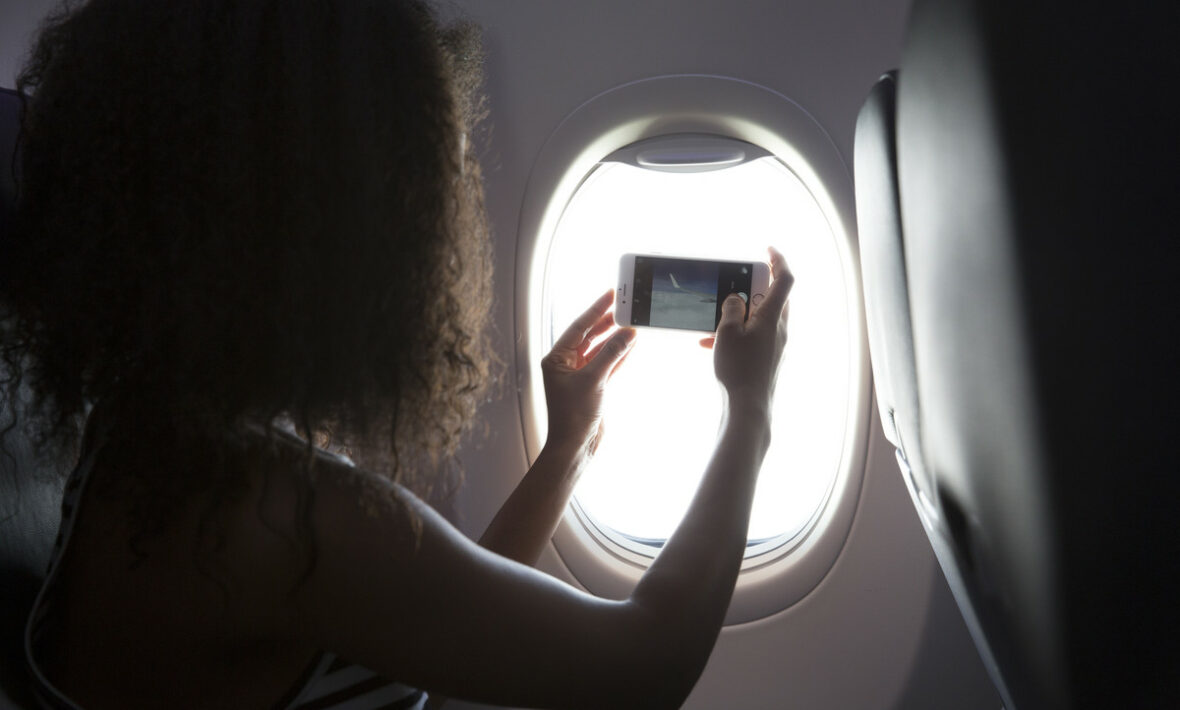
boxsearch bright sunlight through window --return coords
[543,142,851,553]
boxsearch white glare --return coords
[544,157,850,546]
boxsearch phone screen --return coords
[630,256,753,330]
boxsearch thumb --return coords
[716,292,747,335]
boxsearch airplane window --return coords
[543,139,851,557]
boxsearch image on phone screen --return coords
[631,256,753,330]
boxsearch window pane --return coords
[544,156,850,548]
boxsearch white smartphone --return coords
[615,253,771,332]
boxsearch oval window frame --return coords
[514,75,871,623]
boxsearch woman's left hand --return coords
[541,289,637,456]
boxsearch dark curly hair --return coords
[0,0,494,552]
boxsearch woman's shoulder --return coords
[218,424,426,592]
[235,424,420,539]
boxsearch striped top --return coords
[24,430,427,710]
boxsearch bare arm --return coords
[476,439,590,566]
[235,250,793,709]
[632,248,793,687]
[479,290,635,566]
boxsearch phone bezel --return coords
[615,253,771,332]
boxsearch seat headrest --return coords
[0,86,53,710]
[0,87,20,253]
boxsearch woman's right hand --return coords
[702,246,794,405]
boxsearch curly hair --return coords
[0,0,494,550]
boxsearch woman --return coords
[1,0,794,708]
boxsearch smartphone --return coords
[615,254,771,332]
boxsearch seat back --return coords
[0,86,64,710]
[854,71,1013,709]
[854,72,931,510]
[897,0,1180,707]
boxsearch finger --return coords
[581,311,617,354]
[584,327,636,380]
[714,292,747,340]
[698,336,716,350]
[582,332,610,364]
[553,289,614,351]
[769,244,786,268]
[753,247,794,323]
[581,313,622,363]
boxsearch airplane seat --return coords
[854,72,922,496]
[896,0,1180,708]
[853,71,1013,708]
[0,86,65,710]
[853,72,938,517]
